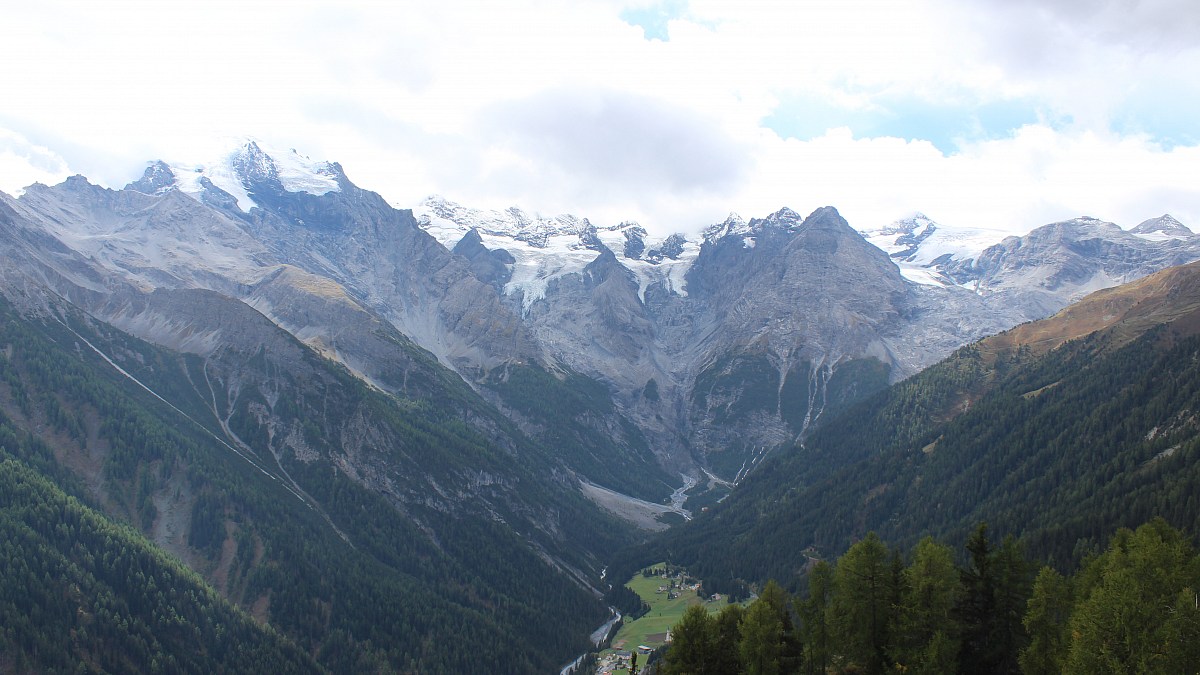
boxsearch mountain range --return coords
[1,139,1199,670]
[6,140,1200,498]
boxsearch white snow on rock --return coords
[170,153,259,213]
[1129,214,1193,242]
[167,140,340,212]
[701,213,751,242]
[274,148,341,196]
[413,196,701,306]
[860,213,1008,287]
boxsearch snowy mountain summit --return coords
[131,140,343,213]
[1130,214,1193,241]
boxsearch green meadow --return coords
[597,565,735,674]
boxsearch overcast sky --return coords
[2,0,1198,236]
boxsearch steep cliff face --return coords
[670,207,1026,476]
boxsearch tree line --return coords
[657,519,1200,674]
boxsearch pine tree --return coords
[1064,519,1200,673]
[1019,566,1071,675]
[740,598,783,675]
[829,532,893,674]
[660,604,715,675]
[896,536,960,673]
[798,560,832,675]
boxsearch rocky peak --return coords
[646,233,687,262]
[126,161,177,195]
[701,213,750,242]
[878,212,936,237]
[417,196,592,249]
[619,223,648,259]
[757,206,804,230]
[1131,214,1192,239]
[60,174,100,193]
[230,141,279,190]
[880,213,939,251]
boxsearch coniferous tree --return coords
[991,535,1033,674]
[798,560,832,675]
[1019,566,1071,675]
[711,603,746,675]
[1064,519,1200,673]
[830,532,894,674]
[660,604,716,675]
[957,523,997,672]
[896,536,961,673]
[740,598,784,675]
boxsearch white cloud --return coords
[0,130,71,195]
[0,0,1196,236]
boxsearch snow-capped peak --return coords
[701,213,749,242]
[414,196,701,309]
[162,139,341,213]
[877,212,937,238]
[1130,214,1193,241]
[417,195,592,249]
[271,147,342,196]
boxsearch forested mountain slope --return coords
[636,260,1200,589]
[0,459,321,674]
[0,291,619,672]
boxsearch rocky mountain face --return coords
[865,213,1200,320]
[5,141,1197,496]
[417,200,1029,478]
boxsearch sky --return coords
[1,0,1199,236]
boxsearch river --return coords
[560,607,622,675]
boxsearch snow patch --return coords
[171,157,258,212]
[413,196,700,306]
[274,148,341,196]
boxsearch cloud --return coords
[0,0,1196,238]
[620,0,690,41]
[0,130,71,195]
[974,0,1200,54]
[944,0,1200,134]
[741,124,1200,233]
[444,86,749,231]
[483,87,749,192]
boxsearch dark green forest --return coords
[657,520,1200,675]
[0,458,321,674]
